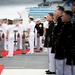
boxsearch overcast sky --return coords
[0,5,24,19]
[0,0,62,19]
[1,6,25,19]
[0,5,39,19]
[0,0,61,5]
[0,0,42,19]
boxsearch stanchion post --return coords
[17,33,20,50]
[36,34,40,52]
[22,32,26,54]
[1,33,4,51]
[0,33,3,58]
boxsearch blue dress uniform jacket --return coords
[66,20,75,65]
[52,16,72,60]
[44,20,54,47]
[51,16,62,54]
[56,22,72,60]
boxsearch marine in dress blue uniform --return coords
[44,13,55,74]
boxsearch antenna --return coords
[17,11,21,18]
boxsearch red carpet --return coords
[0,65,4,75]
[2,49,43,57]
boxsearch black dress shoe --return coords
[34,47,37,49]
[36,50,40,52]
[40,48,43,50]
[0,56,3,58]
[46,71,55,74]
[45,70,50,72]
